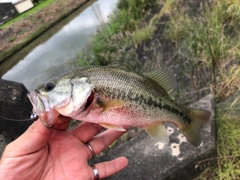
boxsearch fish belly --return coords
[72,104,179,129]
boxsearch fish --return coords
[27,66,211,146]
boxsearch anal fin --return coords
[100,123,126,131]
[144,123,169,143]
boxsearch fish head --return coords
[28,74,94,127]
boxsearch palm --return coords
[0,118,128,180]
[41,131,91,179]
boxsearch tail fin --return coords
[181,108,211,147]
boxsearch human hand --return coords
[0,116,128,180]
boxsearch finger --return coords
[93,157,128,179]
[86,129,126,159]
[4,119,53,156]
[54,115,72,130]
[72,122,104,142]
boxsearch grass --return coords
[163,0,240,101]
[79,0,158,72]
[0,25,47,61]
[160,0,240,178]
[195,93,240,179]
[78,0,240,178]
[132,25,155,44]
[0,0,56,29]
[216,109,240,179]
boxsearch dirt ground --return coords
[0,0,89,63]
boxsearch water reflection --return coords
[2,0,118,91]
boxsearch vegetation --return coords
[215,107,240,179]
[195,96,240,180]
[164,0,240,102]
[79,0,240,179]
[79,0,158,72]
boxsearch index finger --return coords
[72,122,104,143]
[54,115,72,130]
[3,119,53,157]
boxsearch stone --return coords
[0,134,6,156]
[0,79,33,145]
[90,94,216,180]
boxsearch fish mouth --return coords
[27,91,59,127]
[27,92,36,110]
[27,91,45,114]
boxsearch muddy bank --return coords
[0,0,91,63]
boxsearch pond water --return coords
[1,0,118,91]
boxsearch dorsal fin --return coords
[108,65,134,72]
[144,69,176,93]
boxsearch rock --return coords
[0,134,7,156]
[90,94,216,180]
[0,79,33,146]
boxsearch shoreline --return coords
[0,0,92,64]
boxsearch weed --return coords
[7,36,15,43]
[216,111,240,179]
[195,92,240,180]
[78,0,158,71]
[163,0,240,101]
[132,25,155,44]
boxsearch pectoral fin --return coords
[144,123,169,143]
[100,123,126,131]
[97,99,128,112]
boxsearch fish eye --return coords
[44,82,55,92]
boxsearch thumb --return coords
[4,119,53,156]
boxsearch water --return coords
[1,0,118,91]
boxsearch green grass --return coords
[162,1,240,177]
[163,0,240,101]
[132,25,155,44]
[0,25,47,60]
[78,0,158,71]
[195,93,240,179]
[0,0,56,28]
[79,0,240,98]
[216,110,240,179]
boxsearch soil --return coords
[0,0,90,63]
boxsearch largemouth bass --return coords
[28,66,211,146]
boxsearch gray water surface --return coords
[2,0,118,91]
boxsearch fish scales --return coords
[28,66,211,146]
[72,66,190,125]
